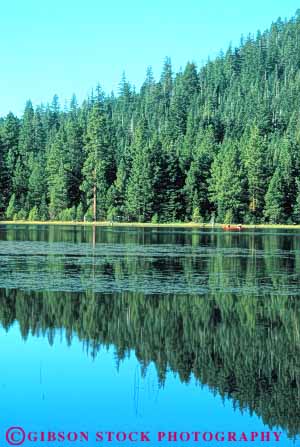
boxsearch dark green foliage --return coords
[46,128,70,219]
[1,12,300,222]
[264,168,286,223]
[0,113,20,215]
[209,141,246,223]
[241,125,266,222]
[125,129,154,222]
[184,127,216,220]
[81,99,114,220]
[106,160,127,221]
[293,178,300,223]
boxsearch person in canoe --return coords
[223,224,243,231]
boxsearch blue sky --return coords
[1,0,299,116]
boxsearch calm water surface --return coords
[0,225,299,446]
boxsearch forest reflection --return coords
[0,287,299,438]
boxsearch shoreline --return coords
[0,220,300,230]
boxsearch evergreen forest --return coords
[2,13,300,224]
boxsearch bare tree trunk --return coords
[92,224,96,248]
[93,169,97,221]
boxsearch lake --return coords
[0,224,299,447]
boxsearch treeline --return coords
[0,288,299,437]
[2,13,300,223]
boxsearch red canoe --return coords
[222,224,243,231]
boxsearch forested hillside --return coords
[2,12,300,224]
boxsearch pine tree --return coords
[184,160,200,219]
[159,57,173,119]
[27,154,47,212]
[6,193,17,220]
[159,148,185,222]
[48,162,69,219]
[64,117,84,207]
[292,178,300,223]
[13,100,36,213]
[12,157,28,215]
[125,126,154,222]
[106,160,127,220]
[264,168,286,223]
[0,137,9,216]
[242,125,266,222]
[81,100,113,220]
[46,128,70,219]
[184,127,216,220]
[209,141,246,223]
[1,112,20,212]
